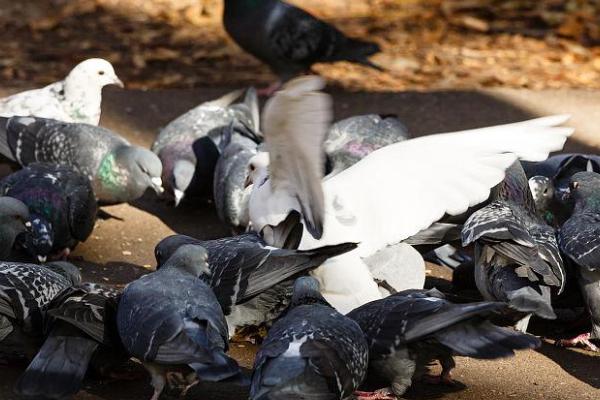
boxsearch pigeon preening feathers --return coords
[153,88,259,206]
[15,283,125,400]
[0,116,163,204]
[462,162,565,331]
[223,0,382,87]
[117,245,247,400]
[347,289,540,398]
[0,163,97,262]
[556,171,600,352]
[0,197,30,260]
[0,261,81,361]
[0,58,123,125]
[247,75,572,313]
[250,276,369,400]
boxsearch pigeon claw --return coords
[556,333,599,352]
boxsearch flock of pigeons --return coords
[0,1,598,400]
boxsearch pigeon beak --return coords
[244,175,252,188]
[174,189,184,207]
[37,255,47,263]
[150,177,164,195]
[24,221,32,229]
[113,77,125,88]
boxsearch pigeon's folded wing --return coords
[559,215,600,272]
[315,115,573,257]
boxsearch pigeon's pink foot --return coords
[257,81,283,97]
[556,332,599,352]
[354,387,397,400]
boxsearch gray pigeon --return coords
[324,114,408,174]
[154,212,357,335]
[15,283,125,399]
[0,261,81,361]
[117,245,247,400]
[0,116,163,204]
[462,161,566,332]
[250,276,369,400]
[152,88,258,206]
[0,163,97,262]
[347,289,540,399]
[223,0,382,90]
[523,154,600,226]
[0,196,30,260]
[556,171,600,352]
[0,58,123,125]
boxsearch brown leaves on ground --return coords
[1,0,600,91]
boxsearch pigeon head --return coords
[110,146,164,200]
[154,235,196,267]
[66,58,123,91]
[290,276,329,308]
[245,152,270,188]
[44,261,82,286]
[172,159,195,206]
[528,176,554,213]
[569,171,600,207]
[161,244,210,278]
[0,197,30,259]
[17,216,54,263]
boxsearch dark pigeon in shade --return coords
[117,245,247,400]
[523,153,600,227]
[223,0,382,91]
[324,114,408,175]
[462,161,566,332]
[556,171,600,352]
[347,289,540,399]
[0,116,163,204]
[250,276,369,400]
[154,212,357,335]
[152,88,259,206]
[0,196,30,260]
[0,261,81,361]
[0,163,97,262]
[15,283,126,400]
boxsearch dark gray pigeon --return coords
[462,161,566,332]
[0,261,81,361]
[347,288,540,399]
[0,196,30,260]
[152,88,258,206]
[523,153,600,226]
[223,0,382,91]
[250,276,369,400]
[154,212,357,335]
[324,114,407,175]
[117,245,247,400]
[15,283,125,399]
[556,171,600,352]
[0,116,163,204]
[0,163,97,262]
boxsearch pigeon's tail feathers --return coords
[269,210,304,249]
[190,349,248,385]
[434,319,541,359]
[0,116,15,161]
[507,286,557,319]
[207,88,244,108]
[15,334,98,399]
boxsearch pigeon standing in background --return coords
[153,88,258,206]
[0,58,123,125]
[154,212,357,336]
[0,197,30,260]
[250,276,369,400]
[557,171,600,352]
[348,289,540,399]
[0,116,163,204]
[462,161,565,332]
[117,245,247,400]
[0,261,81,361]
[0,163,97,262]
[247,76,573,313]
[223,0,382,94]
[15,283,125,399]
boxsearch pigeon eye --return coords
[250,164,255,172]
[98,70,105,76]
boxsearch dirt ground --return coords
[0,86,598,399]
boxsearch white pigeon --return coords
[248,76,574,314]
[0,58,123,125]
